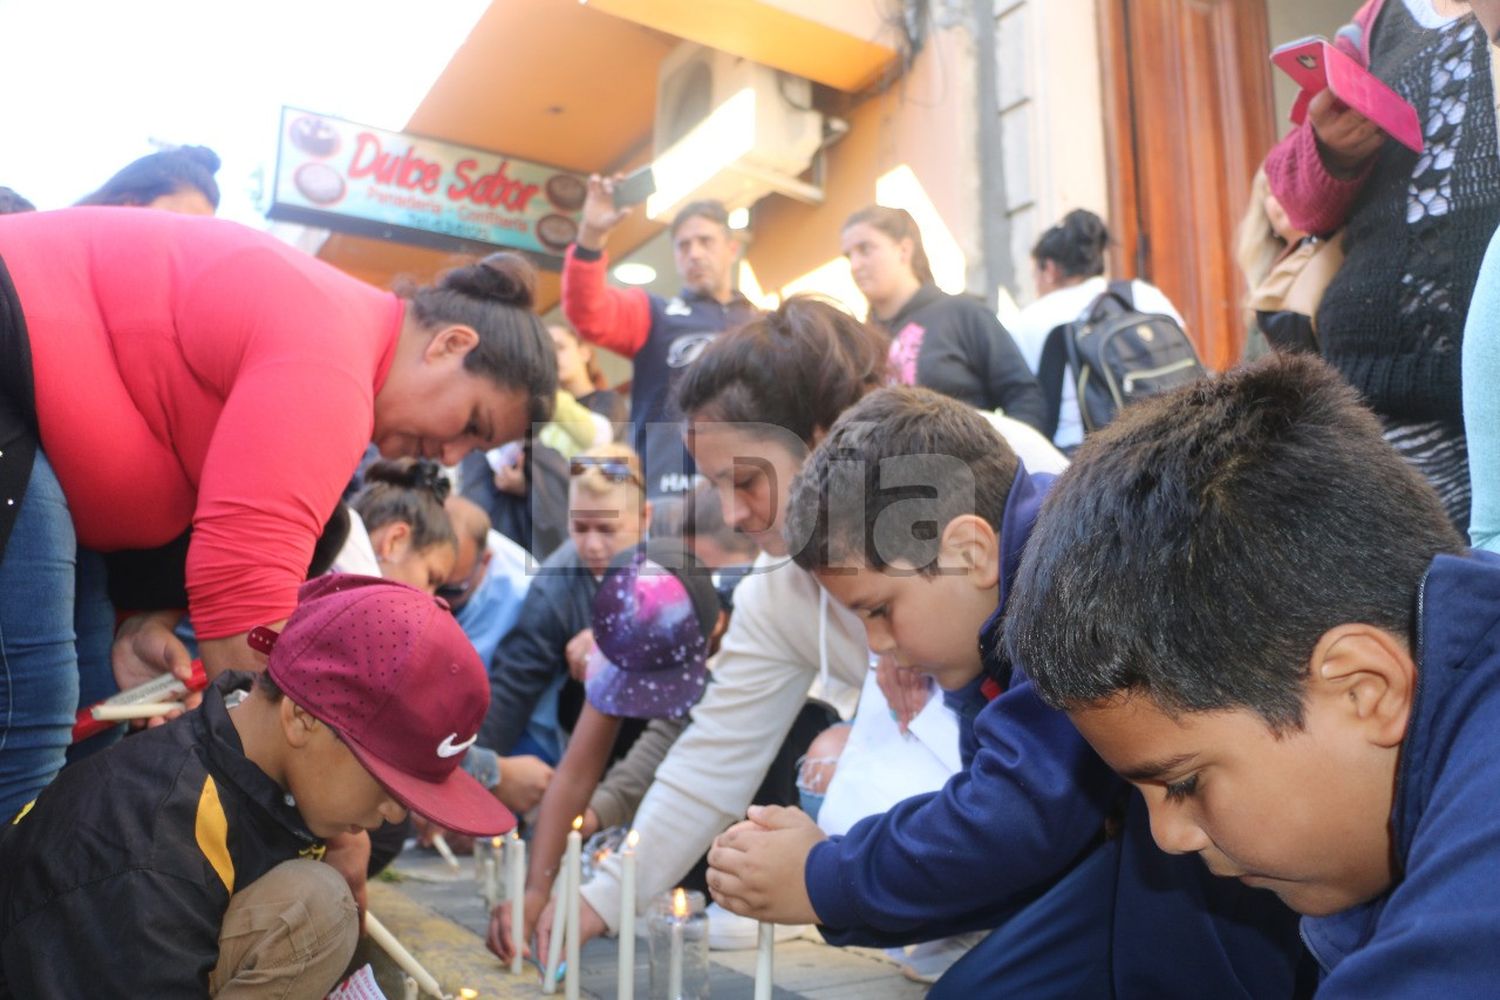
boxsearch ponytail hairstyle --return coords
[842,205,935,286]
[78,145,222,209]
[1032,209,1110,279]
[352,458,457,554]
[675,296,889,448]
[401,252,559,426]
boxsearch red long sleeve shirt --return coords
[0,208,402,638]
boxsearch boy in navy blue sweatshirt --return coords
[707,386,1307,998]
[1007,354,1500,997]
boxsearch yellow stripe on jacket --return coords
[195,776,235,895]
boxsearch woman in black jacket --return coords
[841,205,1045,430]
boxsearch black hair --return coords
[77,145,222,209]
[842,205,936,286]
[402,252,557,426]
[307,503,352,578]
[675,295,889,447]
[1003,353,1466,731]
[785,387,1018,576]
[670,199,730,238]
[255,671,284,702]
[0,187,35,214]
[1031,209,1110,279]
[352,459,457,554]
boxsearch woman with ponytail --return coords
[840,205,1045,430]
[0,207,556,820]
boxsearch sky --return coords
[0,0,490,227]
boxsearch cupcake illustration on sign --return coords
[289,115,340,158]
[536,213,579,254]
[294,162,346,206]
[545,173,587,211]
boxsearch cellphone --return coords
[1271,36,1423,154]
[613,166,656,208]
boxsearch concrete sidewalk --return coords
[357,846,932,1000]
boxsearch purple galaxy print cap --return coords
[585,542,719,719]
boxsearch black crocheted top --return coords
[1317,7,1500,426]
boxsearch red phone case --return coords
[1271,36,1424,154]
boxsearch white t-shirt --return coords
[1006,277,1185,449]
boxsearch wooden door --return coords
[1098,0,1278,368]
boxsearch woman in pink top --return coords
[0,207,556,821]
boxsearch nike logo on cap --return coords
[436,733,478,758]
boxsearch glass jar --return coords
[647,888,709,999]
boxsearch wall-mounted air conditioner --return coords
[646,42,825,221]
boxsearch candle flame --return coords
[572,815,583,831]
[626,829,640,849]
[491,836,503,848]
[458,990,479,1000]
[672,887,689,918]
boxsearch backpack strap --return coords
[1102,279,1136,312]
[1036,324,1070,439]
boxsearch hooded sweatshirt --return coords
[1302,550,1500,996]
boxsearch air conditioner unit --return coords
[646,43,824,222]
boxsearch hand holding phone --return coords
[1271,37,1423,154]
[612,165,656,208]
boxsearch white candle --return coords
[668,888,687,1000]
[754,922,774,1000]
[543,865,569,995]
[474,837,489,901]
[90,702,180,721]
[487,836,503,906]
[431,832,460,872]
[366,911,444,998]
[509,832,526,976]
[402,975,419,1000]
[565,817,583,1000]
[617,830,639,1000]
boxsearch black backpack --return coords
[1037,281,1205,438]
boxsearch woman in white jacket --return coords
[534,297,888,953]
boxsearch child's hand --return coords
[565,629,596,682]
[534,895,608,970]
[487,886,549,963]
[875,654,931,733]
[706,805,824,924]
[497,755,555,814]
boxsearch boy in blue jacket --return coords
[1005,354,1494,996]
[708,386,1307,997]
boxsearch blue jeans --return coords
[0,451,115,822]
[928,836,1119,999]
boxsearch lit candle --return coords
[543,864,569,995]
[617,830,639,1000]
[509,832,526,976]
[431,832,461,873]
[668,888,687,1000]
[754,922,774,1000]
[565,816,583,1000]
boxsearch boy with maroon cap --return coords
[0,575,512,999]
